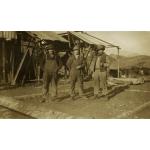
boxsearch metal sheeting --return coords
[0,31,17,40]
[69,31,111,46]
[27,31,68,43]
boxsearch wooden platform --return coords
[0,96,88,119]
[0,83,129,119]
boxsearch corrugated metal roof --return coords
[27,31,68,43]
[0,31,17,40]
[69,31,112,46]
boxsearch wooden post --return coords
[2,39,6,83]
[11,43,15,81]
[21,54,32,86]
[117,47,120,78]
[9,40,15,83]
[34,42,41,85]
[11,48,29,85]
[67,32,71,49]
[37,65,40,84]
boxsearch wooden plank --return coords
[11,39,33,85]
[21,54,32,85]
[11,48,29,85]
[0,96,90,119]
[9,41,15,83]
[11,46,15,81]
[67,32,71,48]
[2,39,6,83]
[117,47,120,78]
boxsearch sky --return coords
[87,31,150,56]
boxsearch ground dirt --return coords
[0,81,150,119]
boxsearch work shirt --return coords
[89,52,110,72]
[66,54,85,75]
[44,55,62,73]
[95,56,100,69]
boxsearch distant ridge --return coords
[109,55,150,69]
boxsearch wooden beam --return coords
[11,39,33,85]
[0,96,86,119]
[84,32,118,48]
[11,48,29,85]
[2,39,6,83]
[67,32,71,48]
[21,54,32,85]
[117,47,120,78]
[9,40,15,83]
[11,44,15,81]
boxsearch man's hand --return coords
[76,64,84,69]
[76,65,82,69]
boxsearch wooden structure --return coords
[11,31,68,85]
[0,31,68,86]
[0,31,17,84]
[0,96,85,119]
[59,31,121,77]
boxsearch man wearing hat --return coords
[66,45,88,100]
[89,45,110,99]
[42,44,62,102]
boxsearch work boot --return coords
[80,95,88,100]
[102,95,109,101]
[40,97,47,103]
[98,93,103,97]
[71,96,76,101]
[50,96,57,102]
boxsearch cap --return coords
[96,45,105,51]
[41,40,46,45]
[45,44,55,51]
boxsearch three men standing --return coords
[41,43,109,102]
[89,45,110,99]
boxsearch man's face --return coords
[73,50,79,56]
[48,50,54,58]
[98,49,103,55]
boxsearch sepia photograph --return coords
[0,31,150,119]
[1,1,150,150]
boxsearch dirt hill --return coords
[109,55,150,69]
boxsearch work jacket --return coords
[89,52,110,72]
[66,54,85,76]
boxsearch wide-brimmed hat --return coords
[45,44,55,51]
[96,44,105,51]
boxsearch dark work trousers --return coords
[70,71,84,97]
[42,71,58,99]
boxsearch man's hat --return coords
[45,44,55,51]
[96,44,105,51]
[41,40,46,45]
